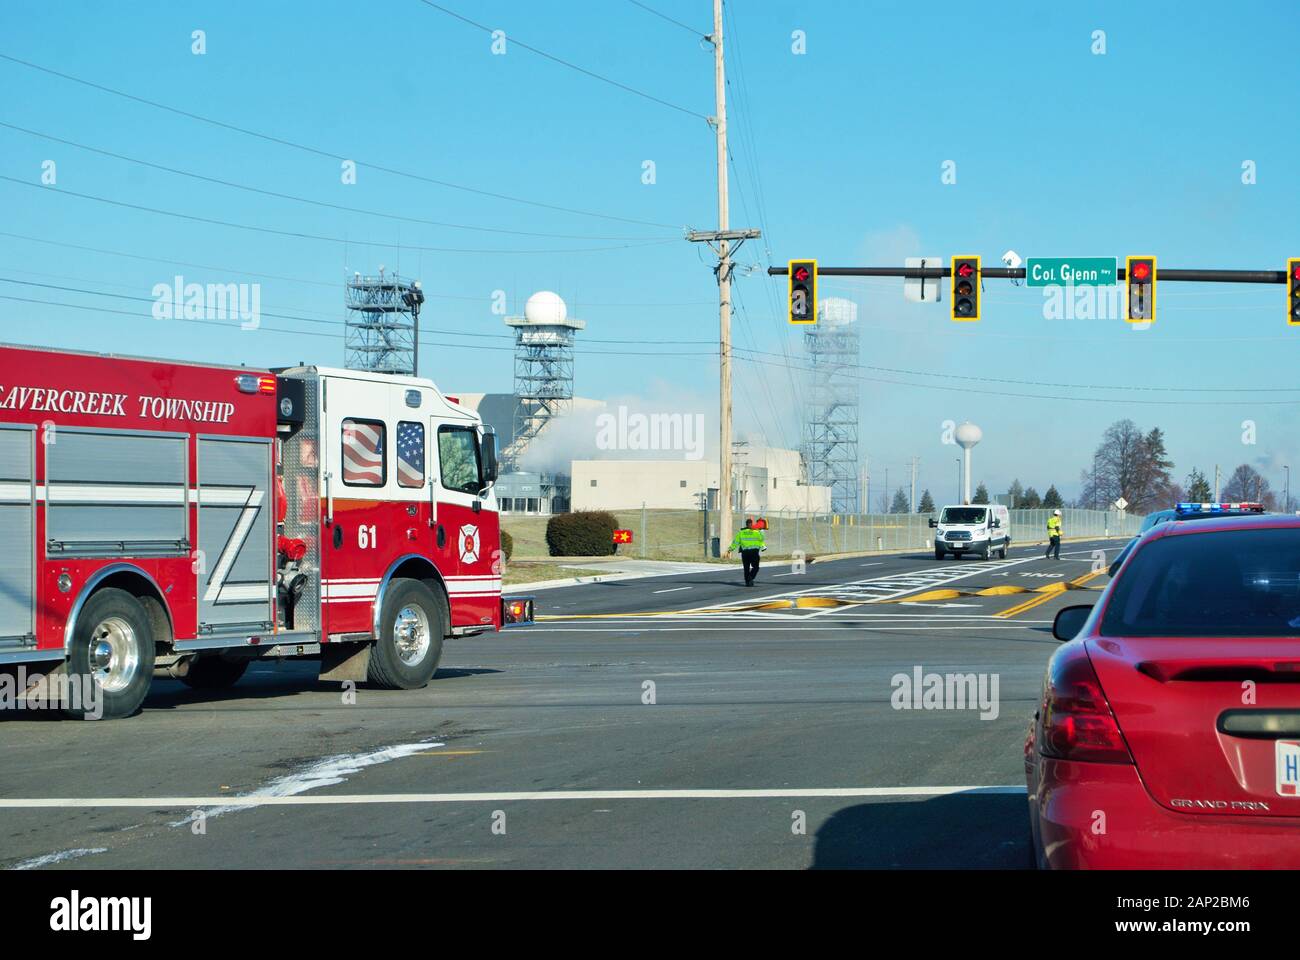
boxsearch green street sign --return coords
[1026,257,1117,287]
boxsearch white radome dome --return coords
[524,290,568,325]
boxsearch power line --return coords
[0,51,682,229]
[0,121,674,242]
[0,277,717,347]
[731,345,1300,394]
[0,294,720,359]
[413,1,707,120]
[0,230,717,307]
[735,353,1300,406]
[625,0,709,37]
[0,175,678,256]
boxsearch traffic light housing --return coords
[1289,258,1300,326]
[1126,256,1156,323]
[950,256,980,321]
[788,259,816,324]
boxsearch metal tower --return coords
[801,297,860,514]
[501,291,585,470]
[344,268,425,376]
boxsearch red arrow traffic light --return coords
[950,256,980,321]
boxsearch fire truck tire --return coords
[178,655,249,690]
[65,588,156,720]
[367,579,445,689]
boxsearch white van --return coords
[929,504,1011,560]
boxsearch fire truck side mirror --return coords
[481,430,499,485]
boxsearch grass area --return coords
[502,561,603,586]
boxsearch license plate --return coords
[1276,740,1300,796]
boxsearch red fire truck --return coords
[0,343,533,719]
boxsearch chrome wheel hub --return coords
[89,617,140,693]
[393,605,431,666]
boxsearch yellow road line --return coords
[995,568,1106,619]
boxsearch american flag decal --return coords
[397,421,425,488]
[342,419,384,485]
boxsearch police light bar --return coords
[1175,502,1265,514]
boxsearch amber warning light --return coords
[502,597,535,627]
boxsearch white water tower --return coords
[955,421,982,504]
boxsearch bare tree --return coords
[1079,419,1174,513]
[1222,464,1277,509]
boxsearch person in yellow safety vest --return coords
[728,517,767,587]
[1045,509,1063,560]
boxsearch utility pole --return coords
[909,456,919,513]
[686,0,759,558]
[714,0,731,549]
[1214,464,1221,501]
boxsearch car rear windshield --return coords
[1101,527,1300,637]
[940,508,986,524]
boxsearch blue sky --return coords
[3,0,1298,505]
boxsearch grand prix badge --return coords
[458,524,480,564]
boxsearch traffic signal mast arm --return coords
[767,265,1290,283]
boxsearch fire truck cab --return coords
[0,344,528,719]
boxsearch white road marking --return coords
[0,785,1027,810]
[652,586,693,594]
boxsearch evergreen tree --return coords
[918,489,936,513]
[1007,478,1025,506]
[1185,468,1212,502]
[889,487,910,514]
[972,482,990,504]
[1043,485,1064,509]
[1021,486,1042,509]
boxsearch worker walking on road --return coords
[1045,509,1062,560]
[728,518,767,587]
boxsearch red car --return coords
[1026,509,1300,868]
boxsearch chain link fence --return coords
[503,507,1144,561]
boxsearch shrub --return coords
[546,511,618,557]
[500,529,514,561]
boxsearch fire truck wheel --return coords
[178,655,250,690]
[65,588,156,720]
[368,580,445,689]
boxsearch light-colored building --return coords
[571,445,831,514]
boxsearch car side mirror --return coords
[992,519,1001,529]
[928,518,938,528]
[1052,604,1093,642]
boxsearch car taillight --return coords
[1038,644,1133,764]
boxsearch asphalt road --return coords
[0,537,1125,870]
